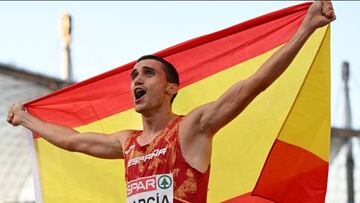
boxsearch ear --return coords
[166,83,179,96]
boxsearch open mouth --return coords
[134,87,146,101]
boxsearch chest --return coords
[124,129,180,180]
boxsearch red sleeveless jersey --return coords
[123,116,210,203]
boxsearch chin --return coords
[134,105,142,113]
[134,103,146,113]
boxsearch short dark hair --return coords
[137,55,179,104]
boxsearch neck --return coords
[141,105,177,136]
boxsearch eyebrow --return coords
[130,66,156,79]
[142,66,156,72]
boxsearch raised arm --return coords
[183,1,336,136]
[7,103,129,159]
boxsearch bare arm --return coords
[183,0,336,136]
[7,103,129,159]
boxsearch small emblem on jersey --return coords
[127,173,173,203]
[125,144,135,155]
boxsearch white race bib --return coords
[127,174,173,203]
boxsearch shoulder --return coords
[179,102,215,135]
[111,129,139,148]
[180,103,211,123]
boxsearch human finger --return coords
[322,1,335,19]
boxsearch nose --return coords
[134,80,143,86]
[133,74,144,86]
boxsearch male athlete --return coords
[8,1,335,202]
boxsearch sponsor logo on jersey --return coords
[127,174,173,203]
[127,176,157,196]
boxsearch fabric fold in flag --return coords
[25,2,330,202]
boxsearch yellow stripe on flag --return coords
[277,27,330,162]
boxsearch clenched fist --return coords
[303,0,336,31]
[7,103,26,126]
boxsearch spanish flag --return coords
[26,2,330,202]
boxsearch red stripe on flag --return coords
[25,3,311,129]
[252,139,328,203]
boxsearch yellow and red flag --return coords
[25,2,330,202]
